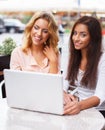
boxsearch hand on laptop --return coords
[63,92,81,115]
[63,91,73,105]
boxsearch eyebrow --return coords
[34,24,48,30]
[80,32,87,34]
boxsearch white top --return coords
[63,53,105,111]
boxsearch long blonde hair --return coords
[22,11,59,54]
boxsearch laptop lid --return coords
[4,69,64,115]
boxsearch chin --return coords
[74,46,81,50]
[33,41,40,45]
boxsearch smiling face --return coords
[72,24,90,51]
[31,18,49,46]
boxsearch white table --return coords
[0,99,105,130]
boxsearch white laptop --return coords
[4,69,64,115]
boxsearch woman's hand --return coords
[64,92,81,115]
[43,45,59,74]
[63,91,74,105]
[43,45,58,63]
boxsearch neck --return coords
[81,49,87,60]
[80,50,87,71]
[31,44,44,53]
[31,44,46,59]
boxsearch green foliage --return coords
[0,37,17,55]
[21,15,32,24]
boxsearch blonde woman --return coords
[10,11,60,74]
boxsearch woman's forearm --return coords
[79,96,100,110]
[49,62,59,74]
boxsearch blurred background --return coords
[0,0,105,35]
[0,0,105,73]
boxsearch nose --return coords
[75,33,79,39]
[37,29,42,36]
[74,34,80,41]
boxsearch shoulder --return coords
[12,46,27,54]
[98,52,105,68]
[100,52,105,62]
[12,46,22,53]
[11,46,24,56]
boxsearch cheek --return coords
[44,34,49,40]
[82,40,90,48]
[84,38,90,45]
[30,30,33,39]
[31,27,35,34]
[72,35,75,40]
[71,38,74,44]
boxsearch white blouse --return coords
[63,53,105,111]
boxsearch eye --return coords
[42,29,48,33]
[80,33,87,37]
[34,25,39,30]
[73,31,77,36]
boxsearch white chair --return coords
[0,80,5,98]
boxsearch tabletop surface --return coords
[0,99,105,130]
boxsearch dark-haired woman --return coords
[63,16,105,117]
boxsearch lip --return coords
[74,42,81,47]
[33,36,42,42]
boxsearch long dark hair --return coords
[66,16,102,89]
